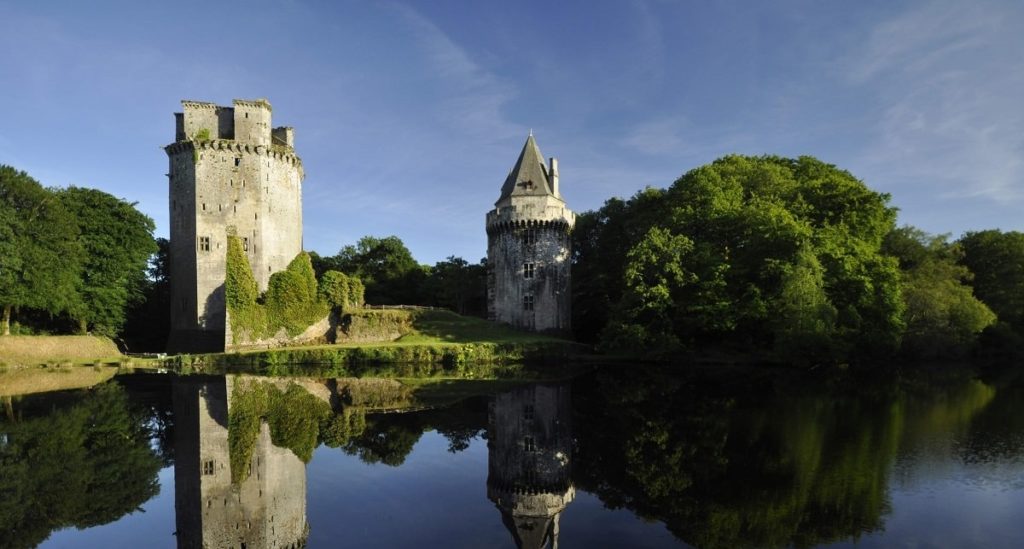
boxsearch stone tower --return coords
[487,384,575,549]
[486,135,575,333]
[173,376,308,549]
[165,99,303,353]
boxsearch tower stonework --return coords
[486,135,575,333]
[165,99,303,353]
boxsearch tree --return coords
[958,230,1024,329]
[333,236,426,304]
[573,155,903,362]
[420,256,487,316]
[56,187,157,335]
[883,227,996,357]
[0,166,83,335]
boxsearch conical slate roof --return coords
[498,134,553,201]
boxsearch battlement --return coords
[174,98,289,149]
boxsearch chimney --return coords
[549,157,559,197]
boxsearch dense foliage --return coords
[574,155,903,362]
[0,166,156,339]
[225,236,331,342]
[0,167,83,335]
[882,227,996,357]
[57,187,157,335]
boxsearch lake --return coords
[2,364,1022,548]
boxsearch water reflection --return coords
[173,377,309,549]
[487,384,574,549]
[4,366,1024,548]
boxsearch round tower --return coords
[486,134,575,333]
[165,98,304,353]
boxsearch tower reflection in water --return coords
[173,377,308,549]
[487,384,575,549]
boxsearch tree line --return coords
[0,166,156,340]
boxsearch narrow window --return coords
[202,203,206,211]
[523,294,534,311]
[523,404,534,421]
[523,436,536,452]
[523,262,535,279]
[522,228,537,246]
[202,460,214,475]
[234,157,241,167]
[198,236,211,252]
[242,237,249,252]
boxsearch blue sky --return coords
[1,0,1022,264]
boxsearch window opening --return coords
[523,294,534,311]
[524,262,535,279]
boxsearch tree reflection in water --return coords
[572,366,1001,548]
[0,383,162,549]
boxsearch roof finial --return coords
[529,128,533,137]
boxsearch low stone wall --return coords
[226,313,333,352]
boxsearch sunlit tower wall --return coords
[487,384,575,549]
[486,135,575,333]
[165,99,303,353]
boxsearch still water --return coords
[2,365,1023,548]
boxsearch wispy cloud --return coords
[846,1,1024,203]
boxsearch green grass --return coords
[162,309,587,374]
[397,309,565,344]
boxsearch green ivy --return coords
[225,235,329,343]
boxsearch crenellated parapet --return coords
[164,139,303,171]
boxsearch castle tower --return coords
[487,384,575,549]
[486,135,575,333]
[173,376,308,549]
[165,99,304,353]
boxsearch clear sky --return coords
[1,0,1021,264]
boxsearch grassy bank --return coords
[167,309,588,373]
[0,335,122,367]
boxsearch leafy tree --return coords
[420,256,487,316]
[334,236,425,304]
[574,155,903,362]
[56,187,157,335]
[0,166,83,335]
[958,230,1024,329]
[883,227,996,357]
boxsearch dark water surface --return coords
[2,365,1023,548]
